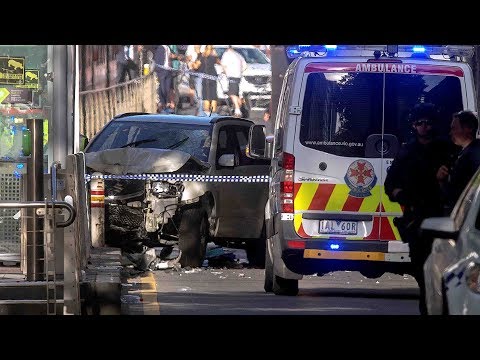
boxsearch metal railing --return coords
[79,73,157,139]
[0,199,76,314]
[0,158,79,315]
[0,201,75,227]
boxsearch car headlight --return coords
[152,182,171,194]
[465,261,480,293]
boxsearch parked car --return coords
[214,45,271,114]
[83,113,270,268]
[422,166,480,315]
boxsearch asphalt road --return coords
[121,247,420,315]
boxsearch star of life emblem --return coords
[344,160,377,198]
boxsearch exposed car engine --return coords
[144,179,184,233]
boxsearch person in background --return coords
[198,45,220,114]
[384,103,458,315]
[177,45,188,57]
[167,45,181,112]
[116,45,137,83]
[437,110,480,214]
[263,103,271,122]
[220,45,247,117]
[153,45,172,113]
[255,45,271,59]
[186,45,205,115]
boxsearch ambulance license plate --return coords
[319,220,357,235]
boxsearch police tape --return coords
[85,173,270,183]
[153,64,236,83]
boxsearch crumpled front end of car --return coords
[85,147,210,246]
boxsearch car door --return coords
[211,121,270,238]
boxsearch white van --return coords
[248,45,477,295]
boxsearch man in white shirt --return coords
[220,46,247,117]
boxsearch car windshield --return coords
[86,120,212,162]
[215,47,270,64]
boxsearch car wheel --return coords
[273,274,299,296]
[178,207,208,268]
[246,222,266,269]
[264,243,274,293]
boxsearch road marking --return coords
[124,272,161,315]
[139,272,161,315]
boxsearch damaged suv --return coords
[84,113,270,268]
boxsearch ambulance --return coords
[248,45,477,295]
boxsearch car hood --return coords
[85,148,210,175]
[244,63,271,76]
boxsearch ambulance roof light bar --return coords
[286,45,474,60]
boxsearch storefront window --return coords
[0,45,51,256]
[0,45,51,161]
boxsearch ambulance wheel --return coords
[441,280,449,315]
[178,207,208,268]
[264,244,274,293]
[246,222,266,268]
[273,275,298,296]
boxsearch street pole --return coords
[26,118,44,281]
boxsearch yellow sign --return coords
[0,57,25,85]
[16,69,39,90]
[0,88,10,103]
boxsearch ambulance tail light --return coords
[280,152,295,213]
[280,152,295,170]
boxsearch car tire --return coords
[264,243,274,293]
[273,274,299,296]
[246,222,266,269]
[178,207,208,268]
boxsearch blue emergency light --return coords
[412,46,426,53]
[330,244,340,250]
[286,45,336,58]
[285,44,475,62]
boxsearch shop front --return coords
[0,45,78,259]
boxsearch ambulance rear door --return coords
[292,58,467,244]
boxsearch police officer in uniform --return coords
[437,110,480,215]
[384,103,458,315]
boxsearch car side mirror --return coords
[80,134,89,152]
[420,217,459,240]
[218,153,235,167]
[247,124,270,159]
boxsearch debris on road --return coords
[121,294,142,304]
[121,242,248,274]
